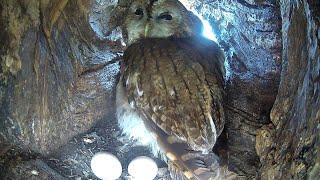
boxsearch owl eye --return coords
[158,12,173,21]
[135,8,144,16]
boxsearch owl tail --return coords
[141,113,222,180]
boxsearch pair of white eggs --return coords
[91,152,158,180]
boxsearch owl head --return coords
[122,0,203,45]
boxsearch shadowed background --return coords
[0,0,319,179]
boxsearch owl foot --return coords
[168,150,221,180]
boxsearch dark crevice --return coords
[79,56,122,77]
[236,0,275,9]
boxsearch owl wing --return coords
[122,37,225,152]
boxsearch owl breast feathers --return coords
[121,37,225,153]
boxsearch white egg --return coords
[128,156,158,180]
[91,152,122,180]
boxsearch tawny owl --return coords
[115,0,226,179]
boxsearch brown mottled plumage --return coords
[115,0,226,179]
[123,37,225,150]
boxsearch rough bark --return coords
[183,0,282,177]
[0,149,67,180]
[257,1,320,179]
[0,0,319,179]
[0,0,120,155]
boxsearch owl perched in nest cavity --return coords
[115,0,226,179]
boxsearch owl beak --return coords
[144,23,150,37]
